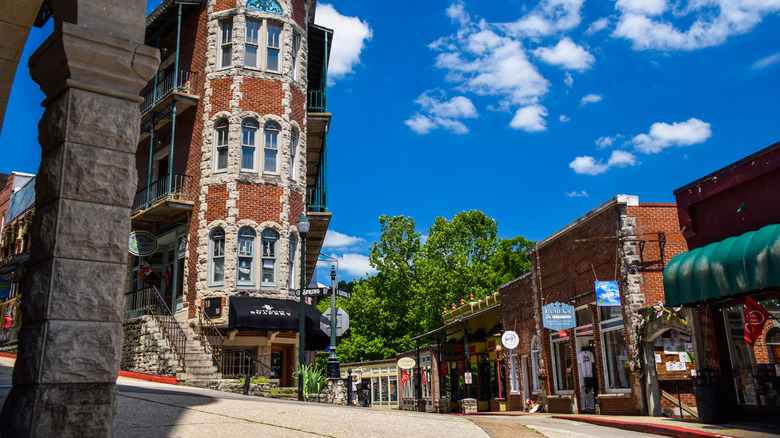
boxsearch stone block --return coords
[28,199,130,265]
[36,142,137,207]
[22,258,124,323]
[0,382,117,438]
[13,320,122,385]
[459,398,477,415]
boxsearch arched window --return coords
[209,228,225,286]
[214,120,229,172]
[237,227,256,286]
[290,128,298,181]
[241,119,258,172]
[263,122,280,173]
[261,229,278,287]
[288,234,298,290]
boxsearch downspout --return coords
[322,33,329,211]
[168,3,183,193]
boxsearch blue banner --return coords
[0,280,10,300]
[596,281,621,307]
[542,302,575,331]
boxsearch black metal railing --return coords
[124,286,187,372]
[141,69,198,114]
[198,307,275,379]
[307,186,327,213]
[132,174,193,213]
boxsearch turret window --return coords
[218,19,233,70]
[263,122,280,173]
[245,20,283,73]
[241,120,259,172]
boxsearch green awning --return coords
[664,223,780,306]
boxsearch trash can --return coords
[691,369,727,424]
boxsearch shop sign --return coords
[558,330,568,337]
[129,231,158,256]
[542,302,575,331]
[501,330,519,350]
[397,357,416,370]
[0,280,10,299]
[440,343,465,361]
[596,281,621,307]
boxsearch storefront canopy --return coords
[664,223,780,306]
[228,296,329,350]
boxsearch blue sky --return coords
[3,1,780,284]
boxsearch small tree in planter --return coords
[296,364,326,400]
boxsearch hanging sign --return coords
[129,231,158,256]
[596,281,621,307]
[397,357,416,370]
[0,280,10,299]
[501,330,519,350]
[744,296,771,346]
[542,302,575,331]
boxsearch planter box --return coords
[546,395,573,413]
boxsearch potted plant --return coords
[537,369,547,381]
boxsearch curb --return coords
[553,415,737,438]
[2,353,178,385]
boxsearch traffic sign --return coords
[320,307,350,337]
[295,287,329,297]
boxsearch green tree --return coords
[491,235,534,285]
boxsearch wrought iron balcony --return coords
[308,90,327,113]
[140,69,198,115]
[307,187,328,213]
[132,174,193,213]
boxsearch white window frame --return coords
[261,229,278,287]
[288,234,297,290]
[241,119,258,172]
[289,128,298,181]
[244,19,283,72]
[263,122,280,174]
[599,306,631,393]
[237,227,255,287]
[209,228,225,287]
[530,337,542,393]
[291,32,301,81]
[218,19,233,70]
[214,120,229,173]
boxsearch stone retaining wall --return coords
[121,316,179,376]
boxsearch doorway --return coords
[271,344,293,387]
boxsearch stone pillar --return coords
[0,1,158,437]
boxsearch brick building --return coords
[126,0,334,386]
[501,195,692,416]
[664,141,780,423]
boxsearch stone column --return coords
[0,1,158,437]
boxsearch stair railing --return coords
[124,286,187,372]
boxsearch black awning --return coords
[228,297,329,351]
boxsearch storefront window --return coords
[551,334,574,393]
[381,376,389,402]
[389,375,398,402]
[723,303,780,407]
[602,327,630,390]
[531,337,542,392]
[372,376,380,403]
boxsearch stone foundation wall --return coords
[121,316,179,376]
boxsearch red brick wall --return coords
[240,78,284,115]
[290,191,304,226]
[205,183,228,223]
[499,274,536,411]
[291,88,305,129]
[214,0,235,13]
[236,184,284,223]
[210,78,233,114]
[292,0,307,30]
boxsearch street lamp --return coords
[297,214,309,401]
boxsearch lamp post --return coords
[297,215,309,402]
[326,265,340,378]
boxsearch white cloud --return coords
[406,91,478,134]
[595,135,617,148]
[566,190,589,197]
[570,150,637,175]
[446,1,470,26]
[752,52,780,69]
[560,114,571,122]
[328,253,378,277]
[564,72,574,87]
[533,38,595,72]
[314,4,373,83]
[586,17,611,35]
[510,104,548,132]
[632,118,712,153]
[580,93,603,106]
[613,1,780,51]
[615,0,668,16]
[323,230,365,249]
[501,0,586,37]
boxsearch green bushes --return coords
[295,364,326,397]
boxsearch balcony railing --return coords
[132,174,193,213]
[307,187,327,213]
[140,69,198,114]
[308,90,327,113]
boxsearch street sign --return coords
[295,287,329,297]
[397,357,416,370]
[320,307,350,337]
[335,289,351,299]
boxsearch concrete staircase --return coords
[173,310,221,382]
